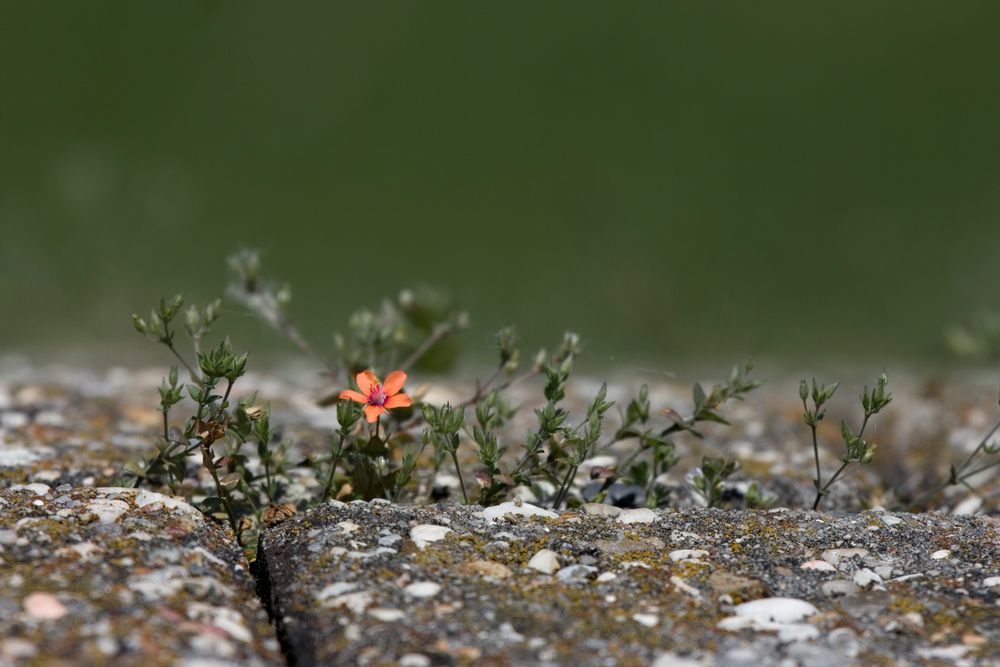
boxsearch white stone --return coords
[880,514,903,526]
[632,613,659,628]
[399,654,432,667]
[0,446,46,466]
[581,503,623,517]
[853,568,882,588]
[527,548,560,574]
[368,607,406,622]
[403,582,442,598]
[1,637,38,659]
[982,576,1000,587]
[32,470,62,483]
[482,501,558,522]
[409,524,452,550]
[931,549,951,560]
[820,548,868,567]
[670,576,702,600]
[952,496,982,516]
[132,490,202,518]
[87,498,130,523]
[316,582,358,600]
[616,508,657,524]
[732,598,818,624]
[775,624,820,642]
[596,572,617,582]
[1,412,29,429]
[917,645,969,661]
[650,652,705,667]
[800,560,836,572]
[337,521,362,534]
[669,549,708,562]
[187,604,252,643]
[322,591,372,613]
[9,483,50,496]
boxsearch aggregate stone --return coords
[0,486,282,667]
[258,502,1000,666]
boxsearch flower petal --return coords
[383,370,407,396]
[356,370,378,395]
[385,393,412,409]
[363,405,385,423]
[339,390,368,404]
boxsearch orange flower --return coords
[339,369,412,423]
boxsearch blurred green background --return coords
[2,2,999,370]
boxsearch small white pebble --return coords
[732,597,818,624]
[670,576,702,600]
[669,549,708,563]
[86,498,130,524]
[399,654,432,667]
[952,496,983,516]
[800,560,836,572]
[982,576,1000,587]
[931,549,951,560]
[820,548,868,567]
[409,525,452,550]
[316,582,358,600]
[527,549,560,575]
[10,483,51,496]
[633,613,659,628]
[596,572,617,582]
[616,508,657,524]
[482,501,559,522]
[651,652,704,667]
[368,607,406,622]
[853,568,882,588]
[403,582,442,598]
[336,521,361,535]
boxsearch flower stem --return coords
[450,451,469,504]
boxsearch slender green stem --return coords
[450,450,469,504]
[552,463,578,509]
[321,433,346,502]
[214,379,234,420]
[201,443,239,535]
[165,340,202,386]
[957,457,1000,482]
[274,313,338,378]
[459,366,541,408]
[812,411,873,511]
[400,322,456,372]
[814,460,850,510]
[956,415,1000,478]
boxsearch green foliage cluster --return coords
[126,248,1000,547]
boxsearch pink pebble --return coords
[23,592,68,620]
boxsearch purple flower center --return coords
[368,384,388,406]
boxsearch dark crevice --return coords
[252,533,301,667]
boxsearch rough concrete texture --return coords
[0,485,283,667]
[258,500,1000,666]
[3,365,1000,666]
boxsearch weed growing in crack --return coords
[801,373,892,510]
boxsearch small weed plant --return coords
[125,248,1000,545]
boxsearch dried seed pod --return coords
[263,503,297,526]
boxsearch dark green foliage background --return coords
[2,2,999,366]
